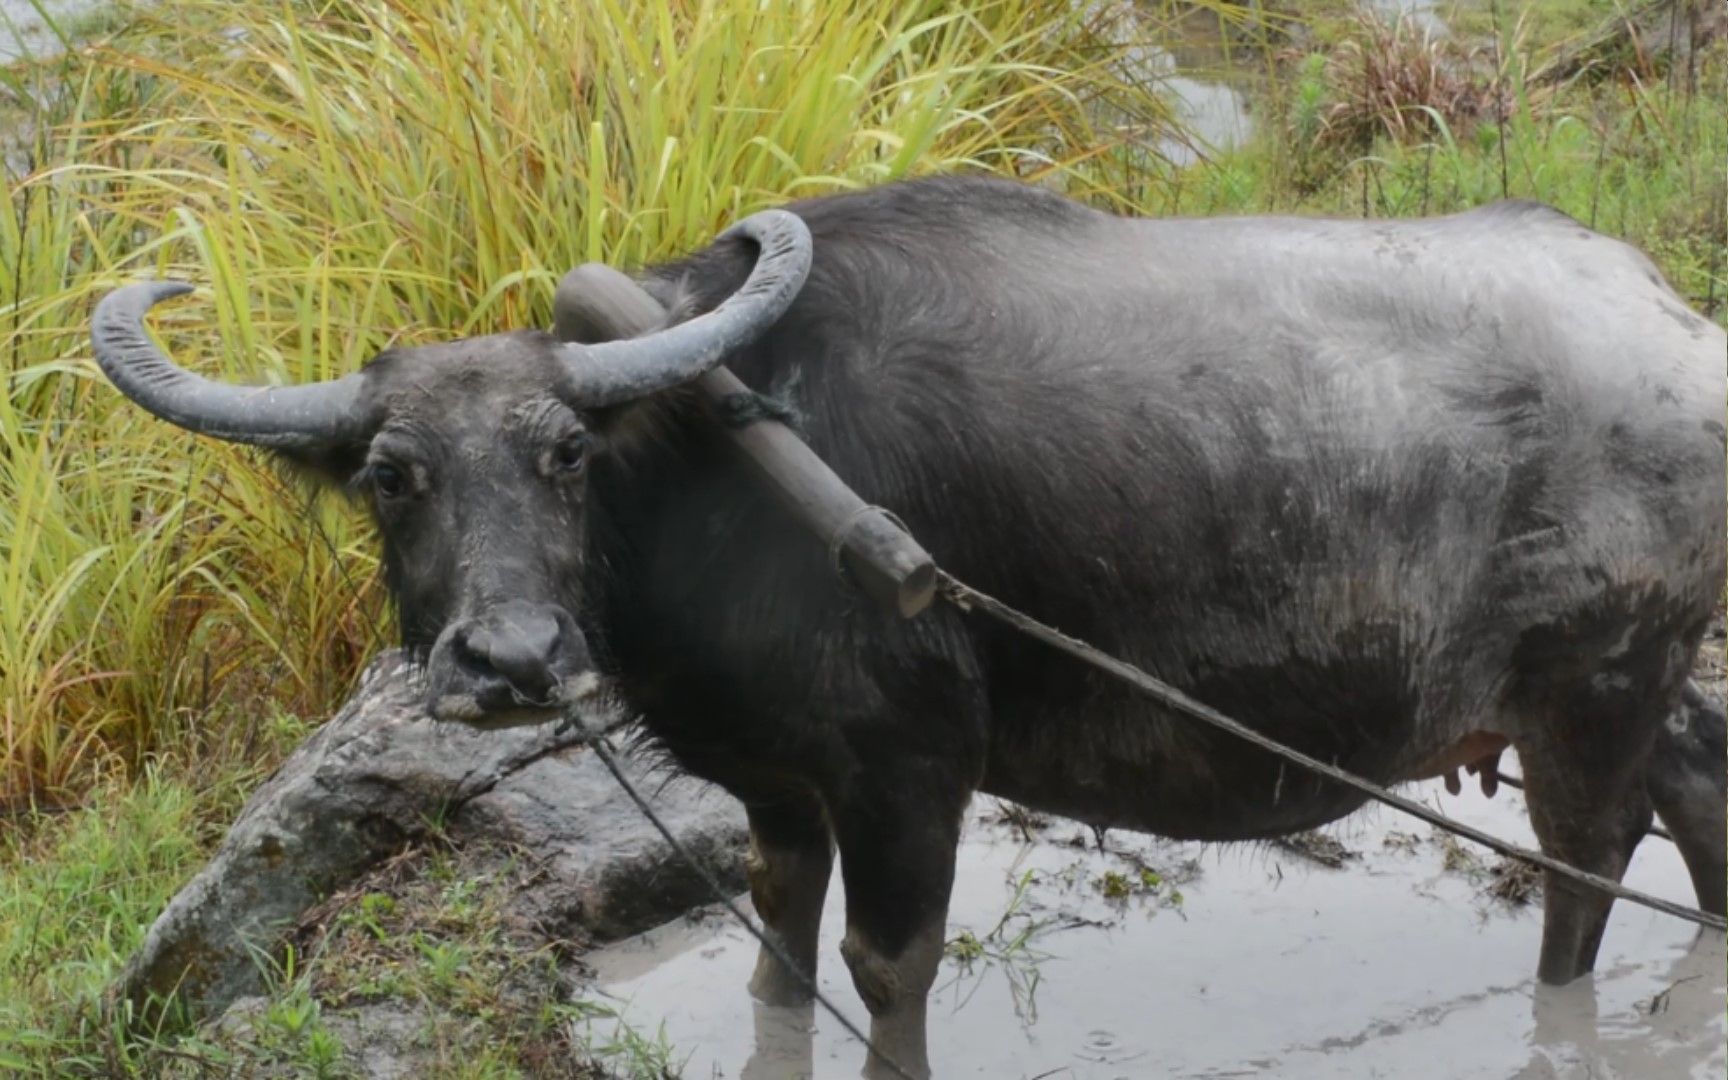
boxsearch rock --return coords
[316,1000,440,1080]
[455,753,746,944]
[115,651,747,1025]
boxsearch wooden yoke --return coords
[554,264,937,619]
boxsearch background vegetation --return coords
[1,0,1722,1074]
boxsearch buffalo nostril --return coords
[453,608,564,702]
[487,640,557,699]
[452,625,488,670]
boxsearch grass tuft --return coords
[1317,10,1511,150]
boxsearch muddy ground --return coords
[584,625,1728,1079]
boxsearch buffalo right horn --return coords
[91,281,366,448]
[552,209,811,405]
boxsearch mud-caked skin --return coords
[95,178,1727,1079]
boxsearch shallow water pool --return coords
[586,763,1725,1079]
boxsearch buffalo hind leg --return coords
[1522,745,1655,984]
[745,796,834,1006]
[831,763,969,1080]
[1517,687,1665,984]
[1646,682,1727,917]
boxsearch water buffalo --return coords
[93,177,1725,1078]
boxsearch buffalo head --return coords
[91,212,811,726]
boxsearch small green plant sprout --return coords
[263,989,320,1039]
[945,930,986,965]
[1139,866,1184,907]
[1093,851,1193,910]
[939,869,1054,1020]
[413,933,476,1000]
[340,891,398,941]
[571,1000,689,1080]
[301,1026,347,1079]
[1098,870,1136,900]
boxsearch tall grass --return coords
[0,0,1147,806]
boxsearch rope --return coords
[717,389,802,431]
[935,570,1727,933]
[554,713,920,1080]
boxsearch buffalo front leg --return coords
[746,797,834,1006]
[830,766,969,1080]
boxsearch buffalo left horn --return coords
[551,209,811,405]
[91,280,366,448]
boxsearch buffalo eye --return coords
[551,435,589,475]
[371,463,408,499]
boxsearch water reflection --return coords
[1521,932,1728,1080]
[742,1001,818,1080]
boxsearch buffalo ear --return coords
[267,440,372,495]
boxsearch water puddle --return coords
[1365,0,1449,34]
[585,760,1725,1078]
[1104,4,1260,165]
[1155,71,1254,165]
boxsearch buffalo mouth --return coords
[428,669,605,730]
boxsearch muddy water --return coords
[585,761,1725,1078]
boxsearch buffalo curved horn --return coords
[91,280,365,448]
[552,209,811,405]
